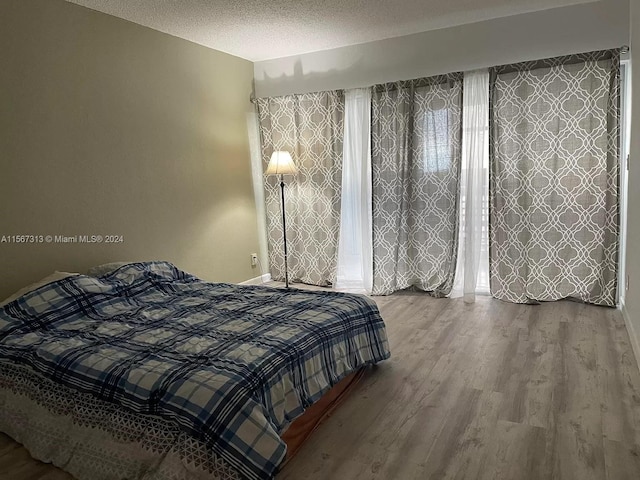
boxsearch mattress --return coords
[0,261,390,479]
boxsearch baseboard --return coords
[620,300,640,373]
[239,273,271,285]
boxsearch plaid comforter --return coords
[0,262,390,480]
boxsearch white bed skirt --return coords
[0,362,242,480]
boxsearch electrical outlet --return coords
[250,253,258,267]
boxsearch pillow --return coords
[0,271,79,307]
[87,262,132,277]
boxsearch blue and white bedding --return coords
[0,262,390,480]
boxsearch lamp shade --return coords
[265,151,298,175]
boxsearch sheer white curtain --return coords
[336,88,373,293]
[452,69,490,302]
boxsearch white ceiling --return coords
[66,0,595,62]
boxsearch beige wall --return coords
[0,0,261,298]
[254,0,629,97]
[624,0,640,364]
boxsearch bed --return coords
[0,261,390,479]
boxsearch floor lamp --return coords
[265,151,298,288]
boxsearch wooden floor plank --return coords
[478,419,547,480]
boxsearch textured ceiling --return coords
[65,0,594,61]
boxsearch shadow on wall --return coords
[255,57,367,97]
[253,0,630,99]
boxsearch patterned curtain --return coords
[256,92,344,286]
[489,49,620,306]
[371,74,464,296]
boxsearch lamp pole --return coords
[280,174,289,288]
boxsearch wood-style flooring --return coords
[1,290,640,480]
